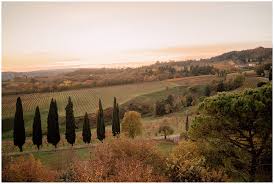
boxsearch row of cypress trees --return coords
[13,96,120,152]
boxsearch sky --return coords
[2,2,272,72]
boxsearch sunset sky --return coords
[2,2,272,72]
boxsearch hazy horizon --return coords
[2,2,272,72]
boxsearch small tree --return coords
[158,125,174,139]
[65,97,76,146]
[216,81,225,92]
[97,99,105,142]
[82,112,91,144]
[203,85,211,96]
[122,111,142,139]
[13,97,25,152]
[32,106,42,150]
[186,95,193,107]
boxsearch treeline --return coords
[13,97,121,152]
[4,64,218,95]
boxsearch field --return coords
[2,80,177,137]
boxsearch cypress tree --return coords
[47,98,60,148]
[65,97,76,146]
[97,99,105,142]
[116,103,120,135]
[185,114,189,132]
[13,97,25,152]
[269,68,272,81]
[112,97,118,136]
[82,112,91,143]
[32,106,42,150]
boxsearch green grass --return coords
[156,140,176,154]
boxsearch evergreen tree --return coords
[82,112,91,143]
[185,114,189,132]
[97,99,105,142]
[65,97,76,146]
[112,97,120,136]
[116,103,120,135]
[47,98,60,148]
[13,97,25,152]
[32,106,42,150]
[269,67,272,81]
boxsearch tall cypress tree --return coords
[269,68,272,81]
[116,103,120,135]
[112,97,118,136]
[32,106,42,150]
[65,97,76,146]
[47,98,60,148]
[82,112,91,144]
[13,97,25,152]
[97,99,105,142]
[112,97,121,136]
[185,114,189,132]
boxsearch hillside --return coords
[208,47,272,63]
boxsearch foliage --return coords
[186,95,193,107]
[112,97,120,136]
[32,106,42,150]
[82,112,91,143]
[122,111,143,138]
[13,97,26,152]
[190,84,272,181]
[2,155,57,182]
[66,139,167,182]
[155,94,180,116]
[47,99,60,148]
[203,85,211,96]
[165,141,229,182]
[158,125,174,139]
[65,97,76,146]
[96,99,105,142]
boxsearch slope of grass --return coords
[2,81,177,136]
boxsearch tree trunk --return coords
[249,154,257,182]
[37,145,40,150]
[19,145,23,152]
[164,135,166,139]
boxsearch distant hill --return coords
[2,68,77,81]
[208,47,272,63]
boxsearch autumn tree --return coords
[158,125,174,139]
[47,99,60,148]
[82,112,91,144]
[32,106,42,150]
[122,111,143,139]
[13,97,25,152]
[97,99,105,142]
[190,84,272,181]
[112,97,120,136]
[65,97,76,146]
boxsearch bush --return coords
[67,139,168,182]
[122,111,143,138]
[165,141,229,182]
[2,154,57,182]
